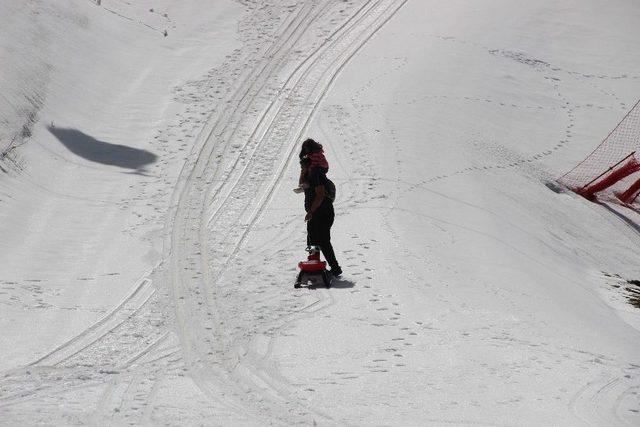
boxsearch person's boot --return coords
[329,266,342,277]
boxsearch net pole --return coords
[578,151,636,192]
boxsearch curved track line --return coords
[30,273,155,367]
[569,373,639,426]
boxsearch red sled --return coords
[295,246,331,288]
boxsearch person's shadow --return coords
[48,126,157,173]
[329,278,355,289]
[298,277,355,290]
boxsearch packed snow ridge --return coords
[1,0,640,425]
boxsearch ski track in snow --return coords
[0,0,411,424]
[166,0,409,422]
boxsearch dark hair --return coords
[299,138,323,159]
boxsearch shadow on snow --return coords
[296,277,356,290]
[48,126,157,172]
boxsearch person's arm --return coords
[305,185,325,221]
[299,167,306,186]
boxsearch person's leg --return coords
[307,215,326,250]
[321,239,339,271]
[307,212,340,271]
[316,214,340,272]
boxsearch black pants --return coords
[306,209,340,271]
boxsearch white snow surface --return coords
[1,0,640,425]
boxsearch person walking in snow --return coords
[298,140,342,277]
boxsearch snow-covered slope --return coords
[0,0,243,370]
[1,0,640,425]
